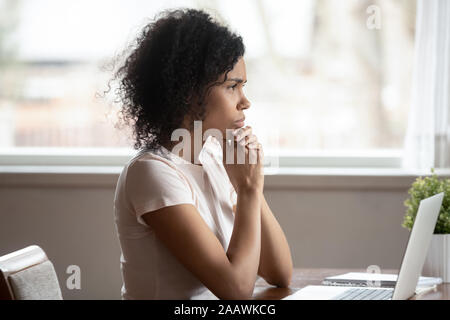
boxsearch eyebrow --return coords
[226,78,247,84]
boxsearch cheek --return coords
[206,97,236,122]
[203,112,228,131]
[202,113,234,138]
[203,90,240,130]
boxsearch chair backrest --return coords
[0,245,63,300]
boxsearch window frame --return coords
[0,147,403,169]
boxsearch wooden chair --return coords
[0,245,62,300]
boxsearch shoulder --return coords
[126,151,186,184]
[129,151,176,171]
[124,150,196,214]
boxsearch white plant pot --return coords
[422,234,450,282]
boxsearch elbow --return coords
[266,276,291,288]
[275,275,291,288]
[225,282,255,300]
[218,277,256,300]
[231,287,254,300]
[278,261,294,288]
[218,288,253,300]
[278,267,293,288]
[265,267,293,288]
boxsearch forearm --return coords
[226,189,262,297]
[258,195,293,287]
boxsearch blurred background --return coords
[5,0,449,300]
[0,0,416,155]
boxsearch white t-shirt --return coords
[113,137,237,299]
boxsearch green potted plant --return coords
[402,169,450,282]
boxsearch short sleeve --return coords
[125,158,195,226]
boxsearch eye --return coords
[228,84,238,90]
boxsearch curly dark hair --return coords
[109,8,245,151]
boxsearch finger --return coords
[235,140,246,164]
[248,146,258,164]
[239,135,258,148]
[254,142,263,163]
[222,139,234,164]
[234,126,252,142]
[244,136,259,147]
[245,134,258,145]
[247,141,262,150]
[257,145,264,164]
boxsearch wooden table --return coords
[198,268,450,300]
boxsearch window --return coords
[0,0,416,167]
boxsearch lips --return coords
[234,117,245,128]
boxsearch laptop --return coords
[284,192,444,300]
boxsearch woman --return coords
[113,8,293,300]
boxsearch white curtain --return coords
[403,0,450,172]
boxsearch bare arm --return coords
[257,195,293,287]
[141,188,261,300]
[226,188,262,297]
[231,126,293,287]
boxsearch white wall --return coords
[0,170,426,299]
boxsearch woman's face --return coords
[201,57,251,137]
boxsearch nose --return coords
[237,95,251,110]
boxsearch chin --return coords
[233,121,245,129]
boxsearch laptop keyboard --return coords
[335,288,393,300]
